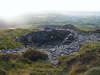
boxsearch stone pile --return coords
[15,24,100,65]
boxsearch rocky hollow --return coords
[15,30,75,47]
[15,24,100,65]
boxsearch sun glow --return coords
[0,0,100,19]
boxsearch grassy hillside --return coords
[0,28,41,49]
[0,42,100,75]
[0,28,100,75]
[58,42,100,75]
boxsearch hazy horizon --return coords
[0,0,100,19]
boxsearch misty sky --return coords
[0,0,100,18]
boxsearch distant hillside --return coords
[1,12,100,29]
[0,19,13,28]
[0,19,8,28]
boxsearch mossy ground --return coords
[0,42,100,75]
[58,42,100,75]
[0,28,100,75]
[0,28,40,49]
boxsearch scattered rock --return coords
[15,24,100,64]
[51,60,59,65]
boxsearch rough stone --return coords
[15,24,100,64]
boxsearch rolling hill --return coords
[1,12,100,29]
